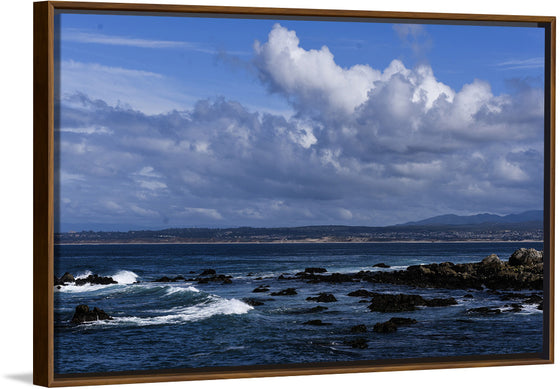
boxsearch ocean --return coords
[53,242,544,375]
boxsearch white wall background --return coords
[0,0,557,388]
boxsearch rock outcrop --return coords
[292,248,544,291]
[306,293,337,303]
[71,305,113,324]
[367,293,457,312]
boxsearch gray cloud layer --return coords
[56,24,544,230]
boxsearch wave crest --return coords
[84,297,253,327]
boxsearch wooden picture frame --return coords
[34,1,555,386]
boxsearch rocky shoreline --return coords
[58,248,544,330]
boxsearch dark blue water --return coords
[53,242,544,374]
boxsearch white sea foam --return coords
[515,304,544,315]
[56,283,112,293]
[164,285,200,296]
[74,270,93,279]
[111,270,139,284]
[86,297,253,327]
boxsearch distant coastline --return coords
[55,239,544,246]
[55,220,544,245]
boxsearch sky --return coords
[53,11,546,232]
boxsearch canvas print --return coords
[53,11,547,375]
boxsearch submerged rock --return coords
[303,319,331,326]
[345,338,368,349]
[373,321,397,333]
[373,317,417,333]
[350,324,368,333]
[368,293,425,312]
[388,317,417,325]
[153,275,186,283]
[304,267,328,274]
[467,307,502,315]
[308,306,329,313]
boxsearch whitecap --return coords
[111,270,139,284]
[164,285,200,296]
[74,270,93,279]
[84,297,253,327]
[56,283,113,293]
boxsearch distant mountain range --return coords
[400,210,543,226]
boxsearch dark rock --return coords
[306,293,337,303]
[373,263,391,268]
[303,320,331,326]
[364,249,543,290]
[200,269,217,276]
[524,294,544,304]
[154,276,173,283]
[504,303,523,313]
[350,324,367,333]
[425,297,458,307]
[467,307,502,315]
[373,317,418,333]
[368,293,425,312]
[348,289,376,298]
[153,275,185,282]
[59,272,75,284]
[537,302,544,310]
[74,274,117,286]
[71,305,113,324]
[252,285,270,293]
[196,274,233,284]
[509,248,543,266]
[345,338,368,349]
[373,321,398,333]
[481,254,502,266]
[298,272,356,283]
[242,298,265,307]
[305,267,328,273]
[270,288,297,296]
[388,317,417,325]
[308,306,329,313]
[479,254,504,274]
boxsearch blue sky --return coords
[54,12,545,231]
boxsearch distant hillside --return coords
[55,218,543,244]
[402,210,543,226]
